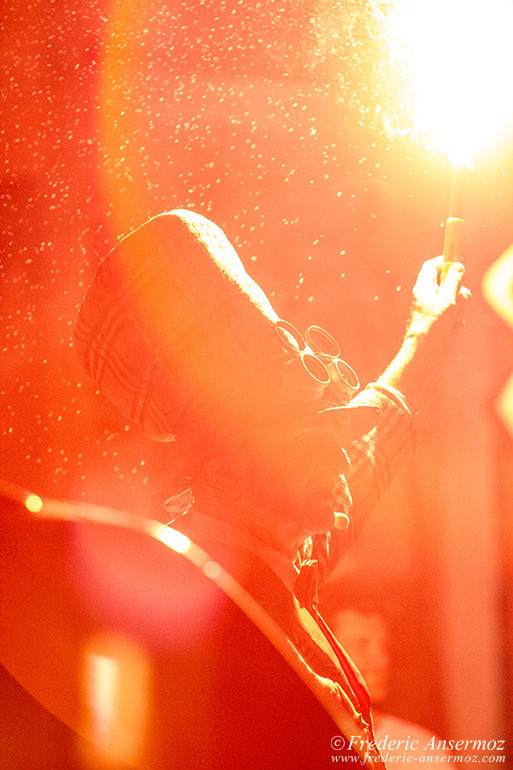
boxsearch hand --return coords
[405,256,471,346]
[376,256,471,409]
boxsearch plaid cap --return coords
[74,210,376,449]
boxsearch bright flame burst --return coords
[385,0,513,167]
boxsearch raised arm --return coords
[307,257,470,579]
[378,257,470,410]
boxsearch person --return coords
[73,208,469,768]
[328,600,456,767]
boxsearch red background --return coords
[1,0,512,764]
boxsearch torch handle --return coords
[441,166,469,281]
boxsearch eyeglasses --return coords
[274,319,359,403]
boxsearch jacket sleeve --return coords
[299,384,414,583]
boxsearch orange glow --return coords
[153,525,191,554]
[483,243,513,436]
[81,634,150,768]
[386,0,513,166]
[25,492,43,513]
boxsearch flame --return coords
[385,0,513,167]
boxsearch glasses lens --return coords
[302,353,331,385]
[275,319,305,353]
[333,358,359,390]
[306,325,340,357]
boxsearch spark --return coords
[385,0,513,166]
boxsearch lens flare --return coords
[153,525,191,554]
[386,0,513,166]
[25,493,43,513]
[81,634,150,768]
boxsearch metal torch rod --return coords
[441,165,468,279]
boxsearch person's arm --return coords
[306,257,470,578]
[377,256,469,410]
[342,256,470,526]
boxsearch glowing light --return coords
[203,560,222,580]
[153,525,191,554]
[81,634,149,768]
[25,493,43,513]
[386,0,513,166]
[88,653,118,740]
[483,243,513,436]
